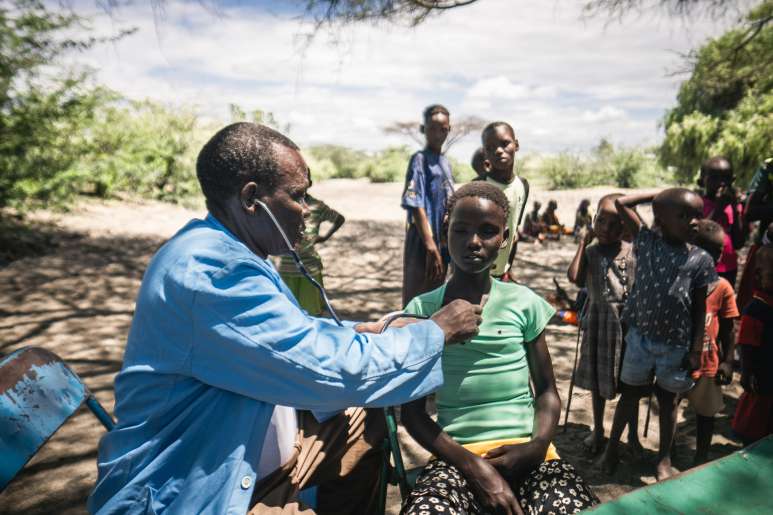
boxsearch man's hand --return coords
[484,441,545,481]
[431,299,482,345]
[425,244,444,282]
[462,457,524,515]
[716,361,733,385]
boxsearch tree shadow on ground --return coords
[0,226,162,515]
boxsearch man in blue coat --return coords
[88,123,481,515]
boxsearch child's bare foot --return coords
[655,457,679,481]
[627,438,644,458]
[598,446,619,475]
[583,432,605,455]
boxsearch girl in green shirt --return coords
[400,182,597,515]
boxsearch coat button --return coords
[241,476,252,489]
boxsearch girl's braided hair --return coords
[446,182,510,222]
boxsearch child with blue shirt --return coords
[600,188,717,481]
[401,104,454,307]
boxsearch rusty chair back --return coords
[0,347,115,491]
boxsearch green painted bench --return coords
[586,435,773,514]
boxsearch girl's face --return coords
[594,203,623,245]
[448,197,507,274]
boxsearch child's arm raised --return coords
[401,398,523,515]
[315,210,345,244]
[567,229,594,286]
[484,331,560,480]
[615,192,655,238]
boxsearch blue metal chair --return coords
[0,347,115,491]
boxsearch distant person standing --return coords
[279,172,345,315]
[481,121,528,280]
[401,104,454,307]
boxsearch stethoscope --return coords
[254,199,426,330]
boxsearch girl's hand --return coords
[483,441,545,480]
[463,457,524,515]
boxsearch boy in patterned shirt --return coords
[600,188,717,480]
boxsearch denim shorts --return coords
[620,326,694,394]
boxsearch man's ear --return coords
[240,182,260,214]
[514,139,520,152]
[483,159,492,172]
[501,227,510,248]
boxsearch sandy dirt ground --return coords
[0,180,745,514]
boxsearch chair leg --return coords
[385,407,410,499]
[86,395,115,431]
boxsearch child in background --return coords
[279,172,345,315]
[699,156,745,287]
[541,199,563,240]
[574,199,593,238]
[523,200,543,240]
[481,121,529,280]
[401,104,454,307]
[471,147,487,180]
[400,182,598,515]
[732,245,773,446]
[567,194,642,456]
[600,188,716,480]
[688,219,739,465]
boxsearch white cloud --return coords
[582,106,627,123]
[60,0,737,159]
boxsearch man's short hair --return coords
[422,104,450,124]
[196,122,299,211]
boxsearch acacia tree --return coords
[383,115,485,153]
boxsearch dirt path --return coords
[0,183,744,514]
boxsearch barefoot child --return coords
[542,199,564,240]
[567,194,642,456]
[600,188,717,480]
[401,104,455,307]
[732,244,773,446]
[400,182,598,515]
[279,172,345,315]
[481,121,529,280]
[523,200,543,240]
[688,219,739,465]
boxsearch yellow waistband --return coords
[461,437,560,461]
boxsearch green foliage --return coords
[447,156,477,183]
[357,146,412,182]
[71,99,205,202]
[306,144,369,179]
[539,140,674,190]
[661,1,773,184]
[0,0,105,208]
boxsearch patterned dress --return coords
[575,242,635,400]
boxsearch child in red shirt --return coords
[732,245,773,446]
[688,220,740,465]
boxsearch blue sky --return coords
[68,0,738,161]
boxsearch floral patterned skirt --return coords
[400,458,599,515]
